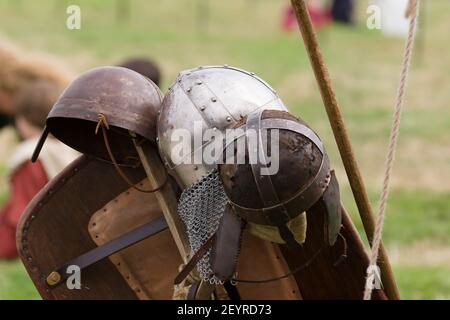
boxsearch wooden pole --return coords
[131,134,216,299]
[130,134,190,263]
[290,0,400,300]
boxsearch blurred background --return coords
[0,0,449,299]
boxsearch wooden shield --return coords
[17,155,183,299]
[16,155,300,300]
[17,155,387,300]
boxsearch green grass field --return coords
[0,0,449,299]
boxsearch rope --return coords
[95,113,168,194]
[364,0,420,300]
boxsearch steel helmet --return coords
[157,65,287,188]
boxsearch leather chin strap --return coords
[45,216,168,288]
[174,234,216,285]
[96,113,168,193]
[175,204,244,286]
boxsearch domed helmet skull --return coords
[157,65,288,189]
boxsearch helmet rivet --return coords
[226,116,232,122]
[250,72,255,76]
[187,87,192,93]
[196,80,202,85]
[211,97,217,102]
[200,106,206,111]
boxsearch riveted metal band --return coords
[179,76,235,130]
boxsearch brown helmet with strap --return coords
[32,66,167,192]
[32,66,162,166]
[219,109,342,247]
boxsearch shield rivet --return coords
[46,271,61,286]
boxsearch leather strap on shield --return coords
[174,235,216,285]
[175,205,244,285]
[46,216,168,287]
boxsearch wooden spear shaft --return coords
[290,0,400,300]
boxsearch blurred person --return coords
[0,42,72,163]
[0,80,79,259]
[281,0,331,32]
[281,4,296,32]
[119,57,162,87]
[308,0,332,29]
[331,0,354,24]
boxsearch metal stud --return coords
[226,116,232,122]
[196,80,202,85]
[187,87,192,93]
[211,97,217,102]
[200,106,206,111]
[46,271,61,286]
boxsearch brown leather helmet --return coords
[32,66,163,165]
[218,109,341,246]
